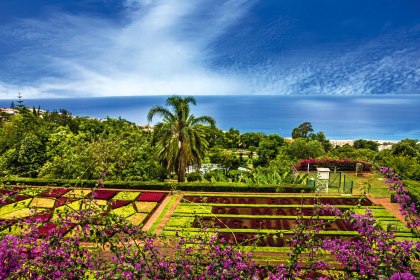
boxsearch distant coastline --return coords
[1,95,419,140]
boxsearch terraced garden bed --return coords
[164,193,418,248]
[0,186,168,236]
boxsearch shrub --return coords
[186,171,202,182]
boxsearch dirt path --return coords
[141,192,184,234]
[142,194,174,232]
[368,196,407,224]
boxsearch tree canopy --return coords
[148,96,216,182]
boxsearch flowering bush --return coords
[0,168,419,279]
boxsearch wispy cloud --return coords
[244,26,420,95]
[0,0,254,98]
[0,0,418,98]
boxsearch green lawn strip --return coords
[112,191,140,201]
[377,220,412,233]
[148,194,179,234]
[184,193,367,199]
[165,216,196,228]
[177,202,384,210]
[395,237,420,243]
[0,198,33,216]
[354,208,395,218]
[173,204,212,214]
[394,232,419,238]
[239,246,290,254]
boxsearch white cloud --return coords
[0,1,418,98]
[0,0,253,98]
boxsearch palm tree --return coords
[147,96,216,182]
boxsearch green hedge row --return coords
[0,177,315,193]
[404,180,420,212]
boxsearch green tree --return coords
[285,138,325,160]
[208,147,241,171]
[328,144,378,162]
[240,132,264,149]
[311,131,333,152]
[292,122,314,139]
[353,139,379,151]
[147,96,216,182]
[254,135,284,167]
[391,139,419,157]
[224,128,240,148]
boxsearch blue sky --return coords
[0,0,418,98]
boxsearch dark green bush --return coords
[0,177,315,193]
[186,171,203,182]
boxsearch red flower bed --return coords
[0,190,15,195]
[15,195,30,202]
[137,192,166,202]
[211,206,335,216]
[193,217,353,231]
[42,188,69,198]
[111,200,131,209]
[37,222,73,238]
[91,190,117,200]
[54,198,76,207]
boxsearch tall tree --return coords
[292,122,314,139]
[147,96,216,182]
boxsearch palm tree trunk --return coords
[178,137,186,182]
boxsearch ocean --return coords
[1,95,419,140]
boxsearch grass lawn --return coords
[309,172,391,198]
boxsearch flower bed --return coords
[164,194,410,248]
[42,188,69,198]
[111,200,131,209]
[137,192,166,202]
[0,187,168,235]
[91,190,117,200]
[112,191,140,201]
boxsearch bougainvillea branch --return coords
[380,167,420,232]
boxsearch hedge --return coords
[403,180,420,212]
[0,177,315,193]
[295,158,371,172]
